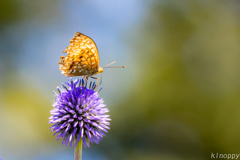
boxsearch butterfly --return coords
[58,32,125,86]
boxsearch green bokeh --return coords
[109,1,240,159]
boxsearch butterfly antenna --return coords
[103,61,116,68]
[104,66,125,68]
[103,61,125,68]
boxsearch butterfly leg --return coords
[82,76,89,86]
[82,76,86,84]
[90,77,99,91]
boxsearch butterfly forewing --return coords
[59,32,100,77]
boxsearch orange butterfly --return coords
[58,32,125,86]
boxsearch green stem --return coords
[74,138,82,160]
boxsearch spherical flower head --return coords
[49,78,110,148]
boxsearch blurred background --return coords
[1,0,240,159]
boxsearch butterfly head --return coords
[98,67,104,74]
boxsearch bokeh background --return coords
[1,0,240,159]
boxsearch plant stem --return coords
[74,138,82,160]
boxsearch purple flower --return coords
[49,78,110,148]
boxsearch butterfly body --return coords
[59,32,103,78]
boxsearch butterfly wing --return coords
[59,32,100,77]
